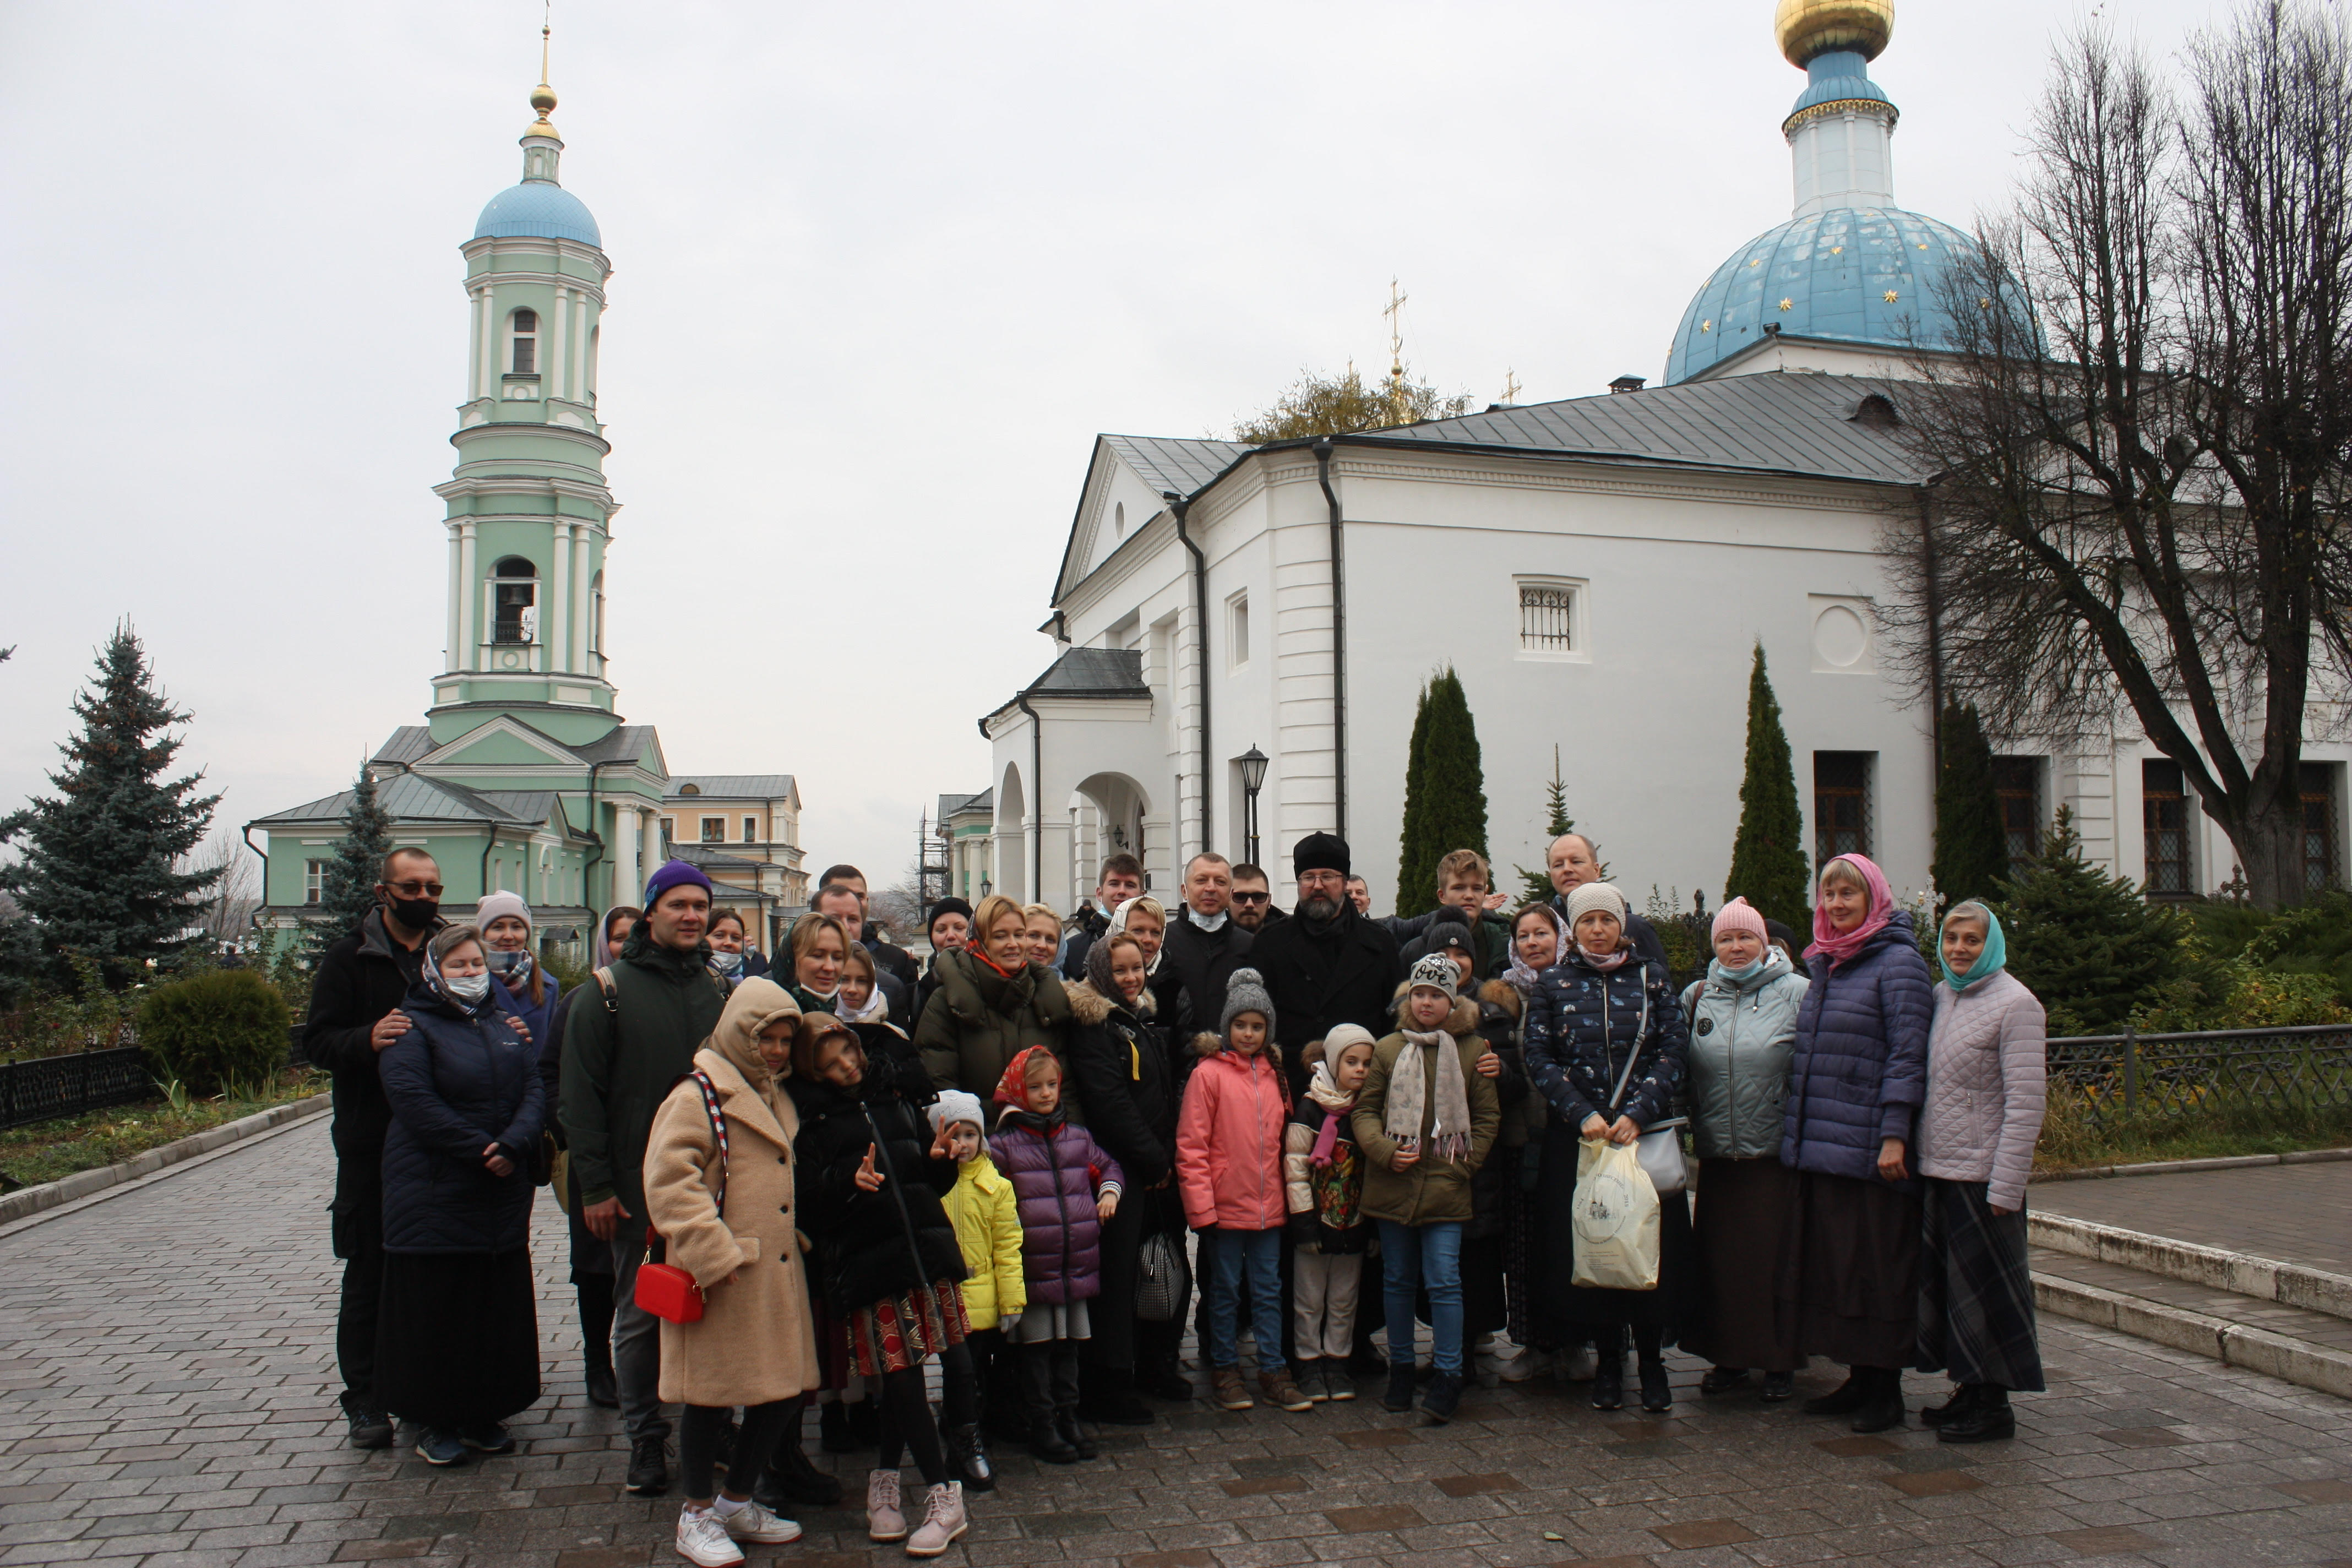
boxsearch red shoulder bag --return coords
[632,1071,728,1325]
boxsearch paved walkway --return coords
[1,1119,2349,1568]
[2033,1163,2352,1276]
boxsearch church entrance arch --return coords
[1069,771,1161,903]
[993,763,1028,903]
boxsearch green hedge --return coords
[138,969,292,1097]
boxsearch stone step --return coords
[2029,1210,2352,1321]
[2030,1245,2352,1400]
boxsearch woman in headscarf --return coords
[1020,904,1064,971]
[537,905,638,1409]
[1914,901,2047,1444]
[1522,884,1694,1414]
[707,908,770,982]
[1781,854,1932,1434]
[1487,901,1571,1382]
[1679,897,1809,1402]
[375,925,545,1466]
[913,894,1076,1114]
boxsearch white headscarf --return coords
[1109,895,1168,974]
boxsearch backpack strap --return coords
[594,966,619,1016]
[690,1069,729,1219]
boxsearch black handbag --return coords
[1134,1229,1192,1322]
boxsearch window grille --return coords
[2302,763,2340,892]
[1991,756,2043,875]
[2143,759,2190,895]
[1518,582,1575,651]
[1813,752,1874,867]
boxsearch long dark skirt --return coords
[1777,1168,1921,1369]
[1461,1233,1507,1341]
[1500,1163,1540,1346]
[375,1249,541,1429]
[1084,1192,1144,1370]
[1917,1177,2045,1392]
[1682,1157,1804,1372]
[1533,1119,1700,1344]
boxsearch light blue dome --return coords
[1663,205,1976,383]
[472,181,601,247]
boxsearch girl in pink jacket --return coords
[1175,969,1309,1415]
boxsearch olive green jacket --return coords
[559,929,732,1217]
[1351,995,1501,1227]
[915,948,1078,1115]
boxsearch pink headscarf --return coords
[1805,854,1894,969]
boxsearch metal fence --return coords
[2046,1022,2352,1121]
[0,1047,151,1131]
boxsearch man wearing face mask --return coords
[1156,853,1253,1045]
[302,846,449,1451]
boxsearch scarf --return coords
[1304,1059,1355,1166]
[967,946,1023,982]
[790,981,841,1017]
[1385,1027,1472,1163]
[1505,911,1567,993]
[1806,853,1895,968]
[1580,944,1631,971]
[1109,896,1167,974]
[837,983,889,1024]
[1939,903,2008,992]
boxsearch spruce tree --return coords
[1998,807,2179,1033]
[304,763,395,954]
[1393,667,1489,917]
[0,625,222,987]
[1932,700,2009,910]
[1723,643,1810,932]
[1516,745,1576,906]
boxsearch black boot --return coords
[1803,1369,1870,1416]
[819,1399,854,1453]
[1919,1382,1977,1429]
[1937,1386,2016,1444]
[1761,1370,1796,1402]
[846,1397,879,1447]
[1589,1354,1626,1412]
[1055,1407,1098,1461]
[1076,1364,1153,1426]
[943,1423,997,1491]
[1029,1405,1080,1464]
[1850,1367,1906,1434]
[1637,1359,1672,1413]
[753,1404,844,1509]
[1137,1358,1193,1403]
[578,1277,617,1408]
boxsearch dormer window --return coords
[510,309,538,375]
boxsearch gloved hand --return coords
[997,1311,1022,1335]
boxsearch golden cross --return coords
[1501,367,1522,403]
[1384,278,1408,375]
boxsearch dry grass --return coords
[0,1079,323,1190]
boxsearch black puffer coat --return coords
[379,971,545,1255]
[1521,946,1688,1133]
[789,1072,966,1316]
[1064,967,1176,1190]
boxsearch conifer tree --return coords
[305,764,395,954]
[1998,807,2179,1033]
[0,625,222,987]
[1723,643,1810,932]
[1393,667,1489,917]
[1932,700,2010,910]
[1515,745,1576,906]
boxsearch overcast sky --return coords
[0,0,2226,895]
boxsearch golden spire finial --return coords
[527,4,559,135]
[1383,279,1410,426]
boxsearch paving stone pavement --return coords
[1,1118,2350,1568]
[2032,1164,2352,1277]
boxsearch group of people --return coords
[302,825,2051,1567]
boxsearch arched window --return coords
[511,309,538,375]
[493,557,536,644]
[590,570,606,658]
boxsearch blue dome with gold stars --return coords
[1663,204,1975,383]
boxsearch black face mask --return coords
[386,896,440,931]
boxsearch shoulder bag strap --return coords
[691,1070,728,1219]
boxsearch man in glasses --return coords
[1228,864,1285,933]
[301,846,448,1451]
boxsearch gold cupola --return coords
[1774,0,1893,68]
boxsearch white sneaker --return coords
[674,1507,745,1567]
[867,1468,907,1543]
[1561,1343,1598,1381]
[1498,1348,1548,1384]
[905,1480,968,1558]
[718,1499,802,1545]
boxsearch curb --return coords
[2033,1271,2352,1401]
[2033,1147,2352,1184]
[2029,1213,2352,1323]
[0,1093,331,1231]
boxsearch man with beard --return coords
[1228,864,1284,932]
[1545,832,1668,969]
[1243,834,1403,1103]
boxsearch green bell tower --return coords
[428,40,622,747]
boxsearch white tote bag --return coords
[1570,1136,1661,1290]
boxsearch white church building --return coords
[973,0,2349,916]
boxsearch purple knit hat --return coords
[643,859,715,906]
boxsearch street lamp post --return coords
[1236,745,1269,867]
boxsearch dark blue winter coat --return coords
[1781,911,1932,1183]
[380,973,546,1255]
[1521,948,1687,1133]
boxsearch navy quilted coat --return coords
[990,1115,1126,1305]
[1521,949,1688,1132]
[379,977,545,1255]
[1781,911,1933,1182]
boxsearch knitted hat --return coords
[927,896,974,937]
[1407,951,1461,998]
[1321,1023,1377,1060]
[1221,966,1276,1036]
[1425,920,1476,960]
[1712,895,1768,945]
[643,859,716,906]
[1291,831,1351,879]
[1564,881,1627,928]
[1765,918,1802,951]
[473,890,531,930]
[928,1090,987,1135]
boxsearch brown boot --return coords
[1208,1367,1253,1411]
[1258,1368,1312,1412]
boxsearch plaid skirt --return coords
[1916,1177,2045,1392]
[843,1278,970,1378]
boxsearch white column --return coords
[549,286,570,403]
[456,521,479,670]
[548,520,573,673]
[477,285,498,398]
[466,288,484,401]
[574,527,595,673]
[571,295,590,402]
[640,809,662,880]
[445,527,462,671]
[614,804,640,908]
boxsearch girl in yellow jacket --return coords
[929,1091,1021,1493]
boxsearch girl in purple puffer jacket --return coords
[990,1045,1124,1465]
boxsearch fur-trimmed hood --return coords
[1192,1030,1284,1070]
[1478,977,1524,1020]
[1386,982,1482,1037]
[1065,976,1154,1028]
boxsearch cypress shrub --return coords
[1723,644,1810,933]
[1393,668,1489,917]
[1932,700,2009,910]
[139,968,292,1096]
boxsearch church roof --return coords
[1101,435,1251,499]
[983,647,1151,733]
[248,773,579,833]
[1342,371,1925,487]
[473,181,602,247]
[666,775,798,801]
[372,722,662,770]
[939,790,992,820]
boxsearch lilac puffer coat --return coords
[1782,911,1932,1183]
[989,1115,1126,1305]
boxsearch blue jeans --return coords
[1378,1219,1465,1375]
[1204,1227,1286,1374]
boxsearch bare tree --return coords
[187,836,260,943]
[1881,3,2352,908]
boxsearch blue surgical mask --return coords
[710,949,744,977]
[444,970,491,1003]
